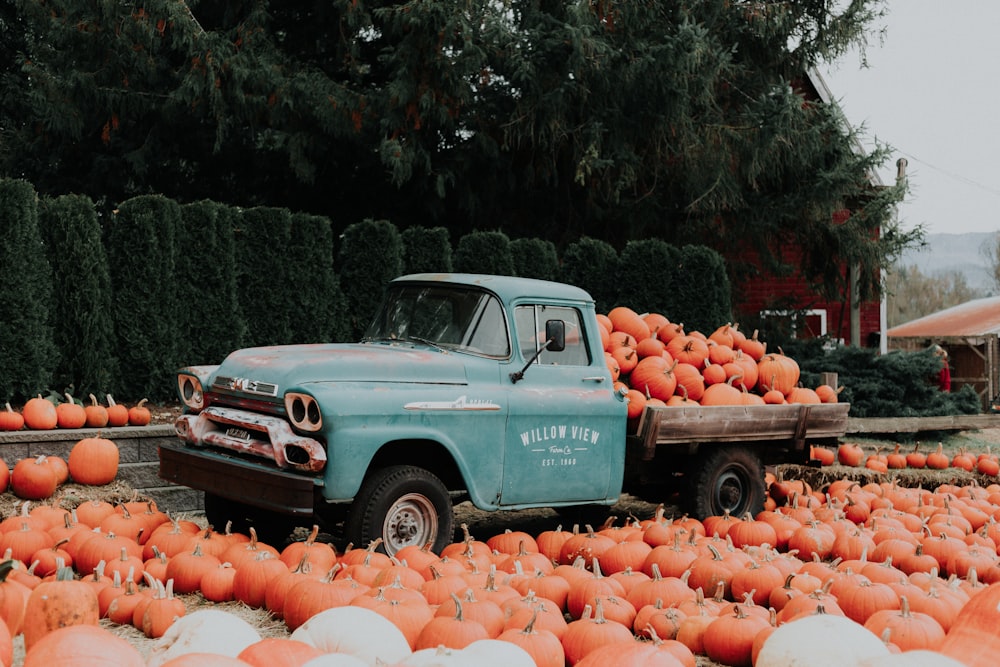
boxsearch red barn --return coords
[729,69,889,351]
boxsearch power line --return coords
[897,149,1000,199]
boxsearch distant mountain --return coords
[895,232,996,292]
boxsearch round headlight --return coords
[286,393,322,432]
[178,375,204,410]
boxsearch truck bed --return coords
[631,403,851,461]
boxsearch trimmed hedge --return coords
[105,195,181,399]
[0,179,57,402]
[402,225,453,274]
[38,194,117,398]
[453,230,514,276]
[337,218,404,341]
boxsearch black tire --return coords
[347,465,454,557]
[685,446,766,519]
[203,492,299,548]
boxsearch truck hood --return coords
[215,342,469,389]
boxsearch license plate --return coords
[225,427,253,441]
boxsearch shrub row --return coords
[0,178,732,403]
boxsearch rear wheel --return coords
[685,446,766,519]
[347,465,454,557]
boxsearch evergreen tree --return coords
[37,194,118,396]
[2,0,915,308]
[0,179,56,402]
[511,238,560,282]
[235,207,294,347]
[402,226,453,275]
[288,212,340,343]
[560,236,620,314]
[337,219,404,341]
[176,201,246,364]
[453,230,515,276]
[104,194,180,400]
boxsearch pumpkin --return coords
[55,393,87,429]
[703,604,770,667]
[22,624,145,667]
[146,609,262,667]
[0,403,24,431]
[561,600,636,666]
[237,637,325,667]
[607,306,651,343]
[290,606,412,665]
[139,578,186,639]
[755,352,800,396]
[462,638,539,667]
[105,395,129,427]
[756,612,890,666]
[84,394,109,428]
[939,581,1000,666]
[128,398,152,426]
[22,395,58,430]
[23,566,101,650]
[68,436,120,485]
[10,456,59,500]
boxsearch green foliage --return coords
[0,0,913,314]
[104,194,180,399]
[511,238,559,281]
[235,207,294,347]
[37,194,117,396]
[176,201,246,364]
[337,219,404,341]
[560,237,620,313]
[288,212,342,343]
[401,226,453,274]
[785,340,982,418]
[672,245,733,334]
[615,239,681,317]
[453,230,514,276]
[0,179,56,402]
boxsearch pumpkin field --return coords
[0,423,996,666]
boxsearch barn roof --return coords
[888,296,1000,338]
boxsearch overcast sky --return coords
[819,0,1000,236]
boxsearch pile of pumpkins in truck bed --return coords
[598,306,836,419]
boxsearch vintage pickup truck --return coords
[159,273,849,554]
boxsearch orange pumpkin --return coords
[127,398,151,426]
[105,395,129,427]
[55,393,87,429]
[0,403,24,431]
[68,436,120,486]
[22,395,57,430]
[10,456,58,500]
[84,394,109,428]
[23,566,100,650]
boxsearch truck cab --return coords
[159,273,628,554]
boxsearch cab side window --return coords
[514,305,590,366]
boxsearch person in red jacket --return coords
[933,345,951,392]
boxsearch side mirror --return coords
[510,319,567,384]
[545,319,566,352]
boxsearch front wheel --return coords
[346,465,454,557]
[685,446,766,519]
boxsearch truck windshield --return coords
[364,285,511,358]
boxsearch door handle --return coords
[582,376,606,382]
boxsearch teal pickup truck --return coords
[159,273,849,554]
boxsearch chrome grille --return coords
[213,375,279,397]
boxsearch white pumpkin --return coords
[289,606,412,665]
[756,613,890,667]
[462,639,536,667]
[146,609,262,667]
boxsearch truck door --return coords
[500,303,625,506]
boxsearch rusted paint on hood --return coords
[218,342,469,388]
